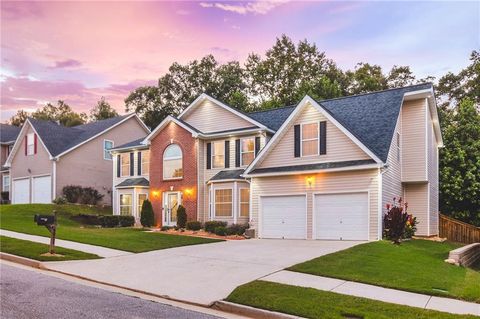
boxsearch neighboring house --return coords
[112,83,442,240]
[5,114,149,205]
[0,124,21,198]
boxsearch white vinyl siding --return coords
[257,103,370,169]
[404,183,429,236]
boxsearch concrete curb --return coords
[0,252,44,269]
[213,301,305,319]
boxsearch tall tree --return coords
[90,97,118,121]
[125,86,174,129]
[439,98,480,226]
[8,110,29,126]
[32,100,87,126]
[346,63,388,94]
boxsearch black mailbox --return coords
[34,214,55,226]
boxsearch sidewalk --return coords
[262,270,480,316]
[0,230,132,258]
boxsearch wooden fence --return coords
[439,214,480,244]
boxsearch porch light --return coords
[306,176,315,187]
[184,188,193,196]
[151,190,160,197]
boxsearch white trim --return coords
[163,191,181,226]
[213,187,234,218]
[427,182,431,237]
[55,114,149,159]
[5,119,53,166]
[240,137,255,167]
[258,193,308,239]
[143,116,199,143]
[2,175,10,192]
[312,190,370,241]
[207,178,246,185]
[238,187,250,219]
[198,128,266,139]
[52,161,56,200]
[300,121,320,157]
[425,98,429,181]
[244,95,383,175]
[136,191,149,220]
[233,181,238,224]
[103,139,114,160]
[178,93,273,133]
[243,163,382,178]
[378,168,384,240]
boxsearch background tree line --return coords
[8,35,479,226]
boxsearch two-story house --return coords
[112,83,442,240]
[1,124,21,199]
[5,114,149,205]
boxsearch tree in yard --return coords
[32,100,87,126]
[90,97,118,121]
[439,98,480,226]
[8,110,30,126]
[345,63,388,94]
[140,199,155,228]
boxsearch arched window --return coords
[163,144,183,179]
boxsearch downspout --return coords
[378,164,389,240]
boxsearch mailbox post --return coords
[34,210,57,254]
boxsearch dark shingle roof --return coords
[116,177,149,188]
[111,137,148,151]
[249,159,376,175]
[29,114,132,156]
[248,106,296,131]
[0,124,21,144]
[318,83,433,162]
[209,169,245,182]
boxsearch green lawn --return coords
[0,204,222,253]
[0,236,100,261]
[227,281,478,319]
[289,240,480,302]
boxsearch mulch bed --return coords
[147,228,247,240]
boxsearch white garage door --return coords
[32,175,52,203]
[315,192,368,240]
[13,178,30,204]
[261,195,306,239]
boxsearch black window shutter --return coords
[235,139,240,167]
[137,152,142,175]
[294,124,301,157]
[255,136,260,156]
[130,152,134,176]
[117,154,120,177]
[224,140,230,168]
[206,143,211,169]
[320,121,327,155]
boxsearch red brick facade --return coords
[149,121,198,227]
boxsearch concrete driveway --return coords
[44,239,362,305]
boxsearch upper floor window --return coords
[121,153,130,176]
[301,122,319,157]
[212,141,225,169]
[104,140,114,160]
[27,133,35,156]
[241,138,255,166]
[163,144,183,179]
[141,150,150,175]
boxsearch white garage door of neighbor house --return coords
[314,192,368,241]
[32,176,51,203]
[261,195,306,239]
[13,178,30,204]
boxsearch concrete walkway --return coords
[262,270,480,316]
[1,230,132,258]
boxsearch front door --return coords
[164,192,180,226]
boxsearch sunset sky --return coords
[1,1,478,121]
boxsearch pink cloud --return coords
[50,59,82,69]
[199,1,290,15]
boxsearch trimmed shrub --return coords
[100,215,119,228]
[119,215,135,227]
[52,196,68,205]
[161,226,171,231]
[70,214,101,225]
[214,226,228,236]
[176,205,187,229]
[62,185,83,203]
[186,221,202,231]
[226,223,249,236]
[1,191,9,201]
[204,221,227,233]
[140,199,155,227]
[80,187,104,205]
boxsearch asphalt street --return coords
[0,263,224,319]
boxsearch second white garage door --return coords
[32,175,52,203]
[314,192,368,240]
[13,178,30,204]
[261,195,306,239]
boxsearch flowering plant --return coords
[383,197,417,244]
